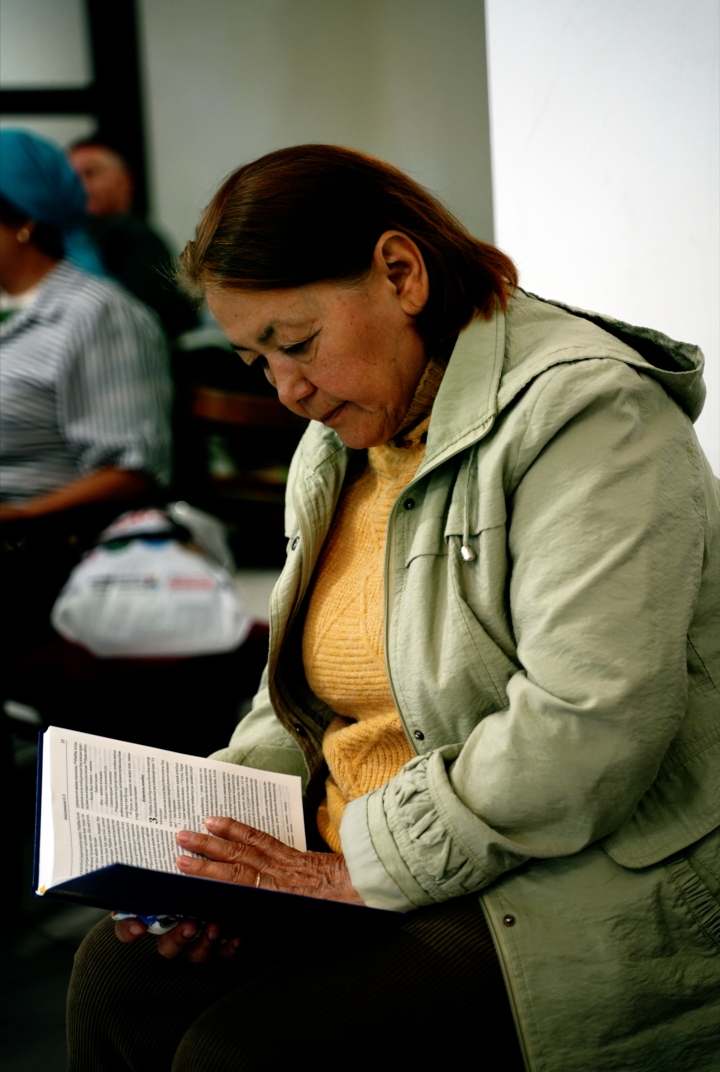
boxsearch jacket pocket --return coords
[664,825,720,953]
[404,515,448,562]
[446,535,520,709]
[403,450,508,567]
[602,728,720,869]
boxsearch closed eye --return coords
[282,331,318,357]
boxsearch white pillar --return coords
[485,0,720,472]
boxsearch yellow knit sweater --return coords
[303,358,445,852]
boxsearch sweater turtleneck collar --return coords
[387,354,447,450]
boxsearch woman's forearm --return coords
[0,467,156,522]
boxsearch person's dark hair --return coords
[179,145,517,346]
[69,132,132,167]
[0,193,64,260]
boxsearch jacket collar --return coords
[418,309,505,476]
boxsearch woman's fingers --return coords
[155,921,240,963]
[176,826,262,866]
[176,850,258,887]
[202,816,291,860]
[113,909,241,962]
[176,818,298,879]
[180,922,220,963]
[204,815,277,847]
[218,936,242,959]
[114,916,147,942]
[155,920,202,959]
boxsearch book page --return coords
[37,726,306,894]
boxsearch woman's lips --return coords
[318,402,346,426]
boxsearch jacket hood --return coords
[528,290,706,420]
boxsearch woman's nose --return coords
[266,357,314,411]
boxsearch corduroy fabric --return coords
[67,901,523,1070]
[304,358,446,851]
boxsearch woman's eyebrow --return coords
[230,326,274,352]
[256,324,275,344]
[231,319,315,352]
[228,324,275,350]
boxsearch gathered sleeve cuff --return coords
[340,794,418,911]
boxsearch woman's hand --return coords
[177,816,365,905]
[114,816,364,960]
[114,915,241,963]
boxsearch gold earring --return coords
[16,227,31,244]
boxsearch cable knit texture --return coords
[303,357,446,852]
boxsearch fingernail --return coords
[182,924,197,939]
[205,816,219,829]
[129,923,144,936]
[176,830,191,844]
[207,924,219,941]
[229,937,241,952]
[177,854,192,867]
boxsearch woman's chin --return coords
[318,406,386,449]
[333,425,390,450]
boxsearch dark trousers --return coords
[67,900,524,1071]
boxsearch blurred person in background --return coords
[69,135,198,340]
[0,128,172,657]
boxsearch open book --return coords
[35,726,391,928]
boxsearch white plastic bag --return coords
[166,500,236,572]
[51,508,252,658]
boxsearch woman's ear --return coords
[372,231,429,317]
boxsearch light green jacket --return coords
[212,289,720,1071]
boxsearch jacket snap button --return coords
[293,723,307,738]
[502,914,516,927]
[414,730,424,740]
[403,498,415,510]
[291,536,300,550]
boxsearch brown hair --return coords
[180,144,517,347]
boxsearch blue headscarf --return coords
[0,128,104,276]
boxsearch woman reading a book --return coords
[68,145,720,1072]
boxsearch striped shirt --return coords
[0,260,172,501]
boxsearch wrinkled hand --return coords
[114,816,364,961]
[177,816,364,903]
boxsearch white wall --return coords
[137,0,494,250]
[0,0,96,146]
[0,0,91,87]
[485,0,720,472]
